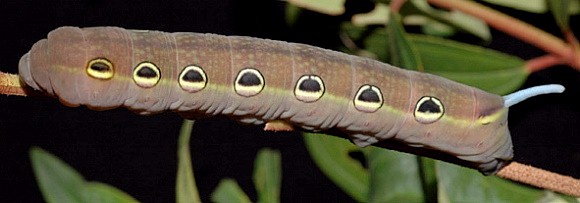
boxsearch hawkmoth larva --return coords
[18,26,564,175]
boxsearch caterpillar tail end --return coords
[503,84,565,108]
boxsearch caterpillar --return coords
[18,26,564,175]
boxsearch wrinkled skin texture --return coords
[19,27,512,174]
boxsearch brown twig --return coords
[564,30,580,69]
[525,55,564,73]
[497,162,580,197]
[427,0,580,70]
[389,0,406,12]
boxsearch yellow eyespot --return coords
[353,85,383,113]
[133,62,161,88]
[179,65,207,93]
[234,68,264,97]
[294,75,325,103]
[414,96,444,124]
[86,58,114,80]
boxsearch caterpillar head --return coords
[18,27,177,113]
[19,27,127,109]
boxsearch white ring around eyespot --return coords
[133,61,161,88]
[86,58,114,80]
[234,68,264,97]
[178,65,207,93]
[353,85,383,113]
[294,75,325,103]
[414,96,444,124]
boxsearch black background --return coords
[0,0,579,202]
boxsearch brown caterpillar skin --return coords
[18,26,511,174]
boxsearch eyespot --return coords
[234,68,264,97]
[414,96,444,124]
[354,85,383,113]
[294,75,325,103]
[133,61,161,88]
[179,65,207,93]
[86,58,114,80]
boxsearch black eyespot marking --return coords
[418,99,441,113]
[179,65,207,93]
[238,72,262,86]
[133,62,161,88]
[234,68,264,97]
[358,89,380,102]
[90,62,111,72]
[354,85,383,113]
[86,58,114,80]
[294,75,325,103]
[182,70,204,82]
[414,96,444,124]
[299,79,322,92]
[136,66,158,78]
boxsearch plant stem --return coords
[497,162,580,197]
[525,55,564,73]
[427,0,580,70]
[564,30,580,69]
[0,72,28,96]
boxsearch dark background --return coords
[0,0,578,202]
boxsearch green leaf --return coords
[352,3,390,26]
[535,191,580,203]
[253,148,282,203]
[285,4,302,27]
[30,147,138,203]
[30,147,86,203]
[366,148,424,203]
[303,133,368,202]
[409,35,528,95]
[548,0,572,30]
[176,119,201,203]
[83,182,140,203]
[420,18,456,37]
[340,22,390,61]
[387,12,424,71]
[571,0,580,15]
[481,0,548,13]
[343,24,528,94]
[285,0,345,16]
[400,0,491,41]
[436,161,546,202]
[211,179,252,203]
[418,157,438,202]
